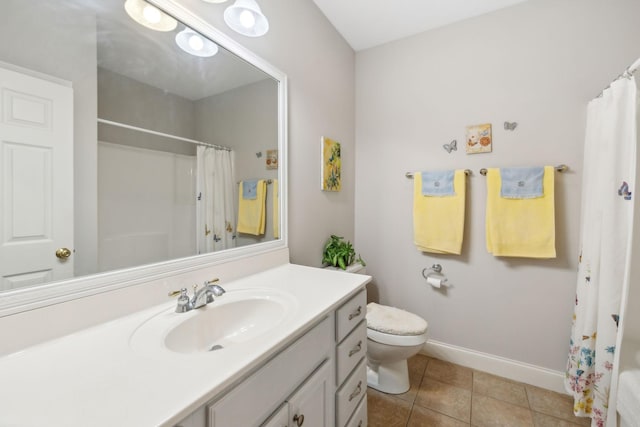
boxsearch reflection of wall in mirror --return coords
[98,70,280,257]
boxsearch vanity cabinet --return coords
[261,362,331,427]
[334,290,368,427]
[207,316,333,426]
[176,286,369,427]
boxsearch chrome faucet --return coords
[169,278,226,313]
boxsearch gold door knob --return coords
[55,248,72,259]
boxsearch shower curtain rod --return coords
[595,57,640,99]
[97,118,232,151]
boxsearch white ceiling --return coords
[312,0,529,51]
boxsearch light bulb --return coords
[142,5,162,23]
[188,35,204,51]
[239,10,255,29]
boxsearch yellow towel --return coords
[237,180,266,235]
[413,170,466,254]
[485,166,556,258]
[273,179,279,239]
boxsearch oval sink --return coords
[166,298,285,353]
[130,288,297,355]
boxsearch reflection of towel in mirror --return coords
[485,166,556,258]
[242,180,258,199]
[413,170,466,254]
[273,179,279,239]
[237,180,266,235]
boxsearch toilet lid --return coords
[366,302,428,336]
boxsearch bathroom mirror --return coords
[0,0,287,313]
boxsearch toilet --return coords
[345,263,428,394]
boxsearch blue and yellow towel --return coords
[413,169,466,254]
[237,179,266,235]
[485,166,556,258]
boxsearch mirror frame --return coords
[0,0,288,317]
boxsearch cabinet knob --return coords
[293,413,304,426]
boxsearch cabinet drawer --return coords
[336,320,367,385]
[336,358,367,427]
[336,290,366,343]
[209,317,332,427]
[345,395,367,427]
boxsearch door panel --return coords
[0,65,74,290]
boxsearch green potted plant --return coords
[322,235,366,270]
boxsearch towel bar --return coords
[479,164,568,176]
[238,179,273,184]
[405,169,471,179]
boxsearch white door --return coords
[0,65,74,291]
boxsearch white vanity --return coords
[0,263,370,426]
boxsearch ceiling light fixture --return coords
[223,0,269,37]
[124,0,177,32]
[175,28,219,57]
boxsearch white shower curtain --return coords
[196,147,236,253]
[566,76,637,426]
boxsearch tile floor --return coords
[367,355,592,427]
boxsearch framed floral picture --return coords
[321,136,341,191]
[466,123,492,154]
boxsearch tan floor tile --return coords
[532,411,592,427]
[415,377,472,422]
[395,354,430,403]
[425,359,473,390]
[525,386,590,426]
[408,404,470,427]
[471,394,534,427]
[367,388,412,427]
[473,370,529,408]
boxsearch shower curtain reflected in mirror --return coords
[196,147,236,253]
[566,76,637,426]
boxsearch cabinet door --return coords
[262,403,289,427]
[288,361,331,427]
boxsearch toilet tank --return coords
[343,262,367,275]
[324,262,366,275]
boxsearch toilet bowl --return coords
[338,262,428,394]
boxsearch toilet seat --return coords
[367,328,428,346]
[366,303,428,346]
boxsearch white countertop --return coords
[0,263,370,427]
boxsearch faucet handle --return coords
[169,288,193,313]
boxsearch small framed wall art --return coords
[466,123,492,154]
[266,149,278,169]
[321,136,341,191]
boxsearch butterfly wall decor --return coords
[504,121,518,131]
[618,181,632,200]
[443,140,457,153]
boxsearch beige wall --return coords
[354,0,640,371]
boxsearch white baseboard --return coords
[422,340,567,395]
